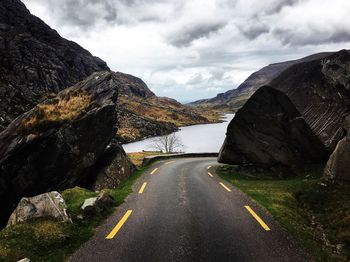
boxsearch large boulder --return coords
[0,71,118,228]
[323,116,350,182]
[0,0,109,131]
[81,140,136,191]
[7,191,71,227]
[218,86,329,169]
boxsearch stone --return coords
[323,115,350,182]
[17,259,30,262]
[81,191,116,216]
[218,86,329,170]
[6,191,71,227]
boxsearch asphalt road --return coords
[70,157,312,262]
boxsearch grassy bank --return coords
[0,167,148,262]
[217,165,350,262]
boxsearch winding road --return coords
[70,158,311,262]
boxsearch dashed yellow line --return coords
[208,172,214,177]
[165,160,176,165]
[245,206,271,231]
[219,182,231,192]
[138,182,147,194]
[150,168,158,174]
[106,210,132,239]
[207,165,212,170]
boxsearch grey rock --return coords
[84,142,136,191]
[218,86,329,170]
[323,115,350,182]
[7,191,71,227]
[81,191,116,216]
[17,259,30,262]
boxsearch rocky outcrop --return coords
[115,72,155,98]
[0,0,109,131]
[81,140,136,191]
[6,191,72,227]
[0,71,118,228]
[218,86,329,169]
[323,116,350,182]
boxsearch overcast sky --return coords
[22,0,350,102]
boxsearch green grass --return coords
[217,165,350,262]
[0,167,148,262]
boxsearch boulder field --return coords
[218,86,329,170]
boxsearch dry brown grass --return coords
[127,151,163,167]
[21,91,91,133]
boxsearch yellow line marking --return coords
[219,182,231,192]
[150,168,158,174]
[106,210,132,239]
[165,161,175,165]
[208,172,213,177]
[138,182,147,194]
[245,206,271,231]
[207,165,212,170]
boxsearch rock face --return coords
[0,0,109,131]
[323,116,350,182]
[7,191,71,227]
[218,86,329,169]
[82,140,136,191]
[0,71,118,228]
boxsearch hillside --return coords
[115,72,221,143]
[0,0,109,131]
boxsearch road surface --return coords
[70,157,311,262]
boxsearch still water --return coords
[122,114,235,153]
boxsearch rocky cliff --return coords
[0,72,120,227]
[218,86,328,170]
[0,0,109,131]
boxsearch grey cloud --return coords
[273,28,350,46]
[265,0,300,15]
[167,22,226,47]
[187,73,204,85]
[239,17,270,40]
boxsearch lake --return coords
[122,114,235,153]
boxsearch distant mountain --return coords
[191,52,333,111]
[0,0,109,131]
[115,72,218,143]
[194,50,350,150]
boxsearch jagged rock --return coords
[81,191,116,216]
[0,71,118,228]
[323,116,350,182]
[0,0,109,131]
[6,191,71,227]
[218,86,329,169]
[81,141,136,191]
